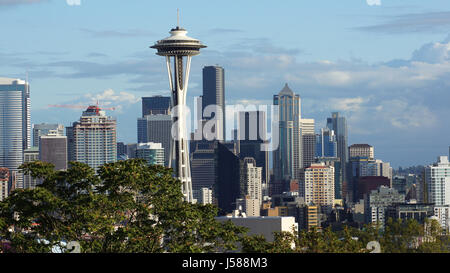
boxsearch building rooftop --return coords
[350,144,373,148]
[0,77,27,85]
[278,83,294,96]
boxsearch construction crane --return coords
[48,103,116,115]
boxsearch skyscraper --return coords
[349,144,374,160]
[327,112,348,199]
[32,123,64,148]
[316,128,337,158]
[300,163,335,213]
[151,23,206,203]
[425,156,450,206]
[39,135,68,171]
[191,141,217,194]
[202,66,225,141]
[273,84,302,181]
[141,96,171,117]
[216,142,241,214]
[237,111,269,190]
[66,106,117,169]
[0,78,31,189]
[301,118,315,169]
[240,157,263,207]
[137,114,172,166]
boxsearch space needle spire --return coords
[151,15,206,203]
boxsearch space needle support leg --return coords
[166,56,175,170]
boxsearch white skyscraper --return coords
[240,158,263,207]
[426,156,450,206]
[67,106,117,169]
[0,78,31,189]
[301,163,335,213]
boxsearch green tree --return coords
[0,159,245,253]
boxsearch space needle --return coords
[151,15,206,203]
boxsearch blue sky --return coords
[1,0,450,168]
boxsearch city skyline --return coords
[1,1,450,167]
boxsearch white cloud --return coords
[366,0,381,6]
[314,70,352,86]
[66,0,81,6]
[412,41,450,64]
[328,97,368,112]
[78,89,140,113]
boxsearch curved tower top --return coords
[151,26,207,56]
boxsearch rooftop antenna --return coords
[177,8,180,28]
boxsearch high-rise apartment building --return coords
[39,135,68,171]
[273,84,302,181]
[301,118,315,169]
[135,142,165,166]
[66,106,116,169]
[317,157,342,199]
[327,112,348,197]
[137,114,172,166]
[141,96,171,117]
[349,144,374,160]
[301,163,335,213]
[240,157,263,207]
[33,123,64,148]
[0,78,31,189]
[425,156,450,206]
[202,66,225,141]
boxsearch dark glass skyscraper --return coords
[238,111,269,189]
[316,128,337,158]
[202,66,225,141]
[39,135,68,171]
[327,112,348,200]
[141,96,171,117]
